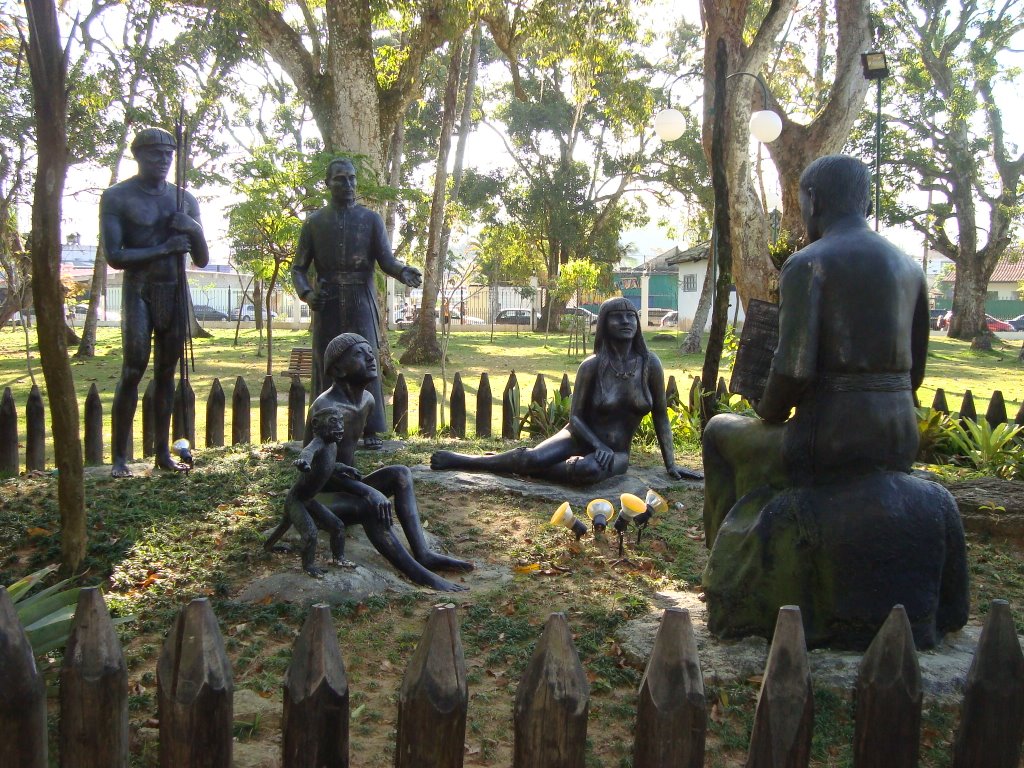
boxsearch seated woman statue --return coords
[431,297,702,486]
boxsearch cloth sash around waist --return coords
[318,271,370,286]
[819,372,912,393]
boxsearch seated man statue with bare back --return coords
[431,297,702,486]
[306,333,473,592]
[700,155,968,649]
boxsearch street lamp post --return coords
[654,59,781,424]
[862,50,889,231]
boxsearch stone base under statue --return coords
[702,471,969,650]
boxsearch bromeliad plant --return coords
[7,565,132,657]
[520,392,572,439]
[946,418,1023,479]
[7,564,83,655]
[915,407,960,465]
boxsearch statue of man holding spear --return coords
[101,125,209,477]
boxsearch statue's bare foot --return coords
[330,558,357,569]
[304,565,327,578]
[155,452,189,473]
[111,460,133,478]
[362,434,384,450]
[418,551,474,573]
[430,450,459,470]
[266,542,292,553]
[421,573,469,592]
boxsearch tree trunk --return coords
[702,0,869,307]
[401,36,463,365]
[948,259,990,345]
[768,0,871,258]
[681,255,714,354]
[25,0,86,573]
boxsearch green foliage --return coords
[916,407,959,464]
[6,565,129,657]
[946,418,1023,479]
[520,392,572,438]
[7,565,81,656]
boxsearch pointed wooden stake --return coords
[157,598,233,768]
[0,387,20,476]
[393,373,409,436]
[282,604,348,768]
[476,373,492,438]
[450,373,466,439]
[513,613,589,768]
[420,374,438,438]
[25,384,45,472]
[853,604,921,768]
[952,600,1024,768]
[633,608,706,768]
[232,377,251,445]
[665,375,681,409]
[259,374,277,443]
[746,605,813,768]
[502,373,520,440]
[287,376,305,441]
[559,373,572,401]
[531,374,547,409]
[931,388,948,414]
[206,379,225,448]
[84,383,103,465]
[172,377,196,445]
[959,390,977,427]
[985,390,1007,428]
[395,604,467,768]
[0,587,47,767]
[60,588,129,768]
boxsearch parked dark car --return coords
[193,304,228,321]
[495,308,537,325]
[1007,314,1024,331]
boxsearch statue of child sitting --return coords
[264,405,361,577]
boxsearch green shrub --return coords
[916,407,959,464]
[947,418,1023,479]
[7,565,132,656]
[520,392,572,438]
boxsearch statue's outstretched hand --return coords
[400,266,423,288]
[667,464,703,481]
[293,457,311,472]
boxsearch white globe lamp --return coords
[653,108,686,142]
[749,109,782,143]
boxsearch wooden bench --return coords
[280,347,314,380]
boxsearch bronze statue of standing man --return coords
[102,127,209,477]
[293,158,422,449]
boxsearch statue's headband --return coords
[131,127,175,152]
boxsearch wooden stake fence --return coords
[1,591,1021,767]
[1,377,1021,473]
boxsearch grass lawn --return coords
[0,322,1022,766]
